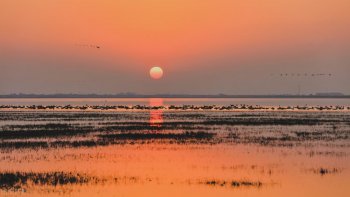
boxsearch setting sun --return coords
[149,66,163,79]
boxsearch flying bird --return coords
[75,43,101,49]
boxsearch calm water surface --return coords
[0,98,349,197]
[0,98,349,106]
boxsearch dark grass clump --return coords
[0,172,98,191]
[312,168,341,175]
[0,141,49,149]
[0,132,216,149]
[231,181,262,187]
[202,118,333,126]
[99,131,215,140]
[225,128,350,147]
[0,140,113,150]
[0,128,94,139]
[203,180,262,188]
[99,122,216,131]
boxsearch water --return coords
[0,99,349,197]
[0,98,349,106]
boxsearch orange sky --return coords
[1,0,350,94]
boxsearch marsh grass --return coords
[311,168,342,175]
[202,180,263,188]
[0,172,98,191]
[99,131,215,140]
[0,110,349,149]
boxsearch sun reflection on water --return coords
[149,98,163,127]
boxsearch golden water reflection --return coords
[1,143,349,197]
[149,98,163,127]
[0,109,350,197]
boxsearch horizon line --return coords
[0,93,349,99]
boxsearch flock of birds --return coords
[0,104,348,111]
[271,73,332,77]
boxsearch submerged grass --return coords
[0,171,266,192]
[0,172,98,191]
[202,180,263,188]
[311,168,342,175]
[0,110,349,149]
[0,131,216,149]
[99,131,215,140]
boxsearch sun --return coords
[149,66,163,79]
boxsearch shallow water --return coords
[1,98,349,106]
[0,99,349,196]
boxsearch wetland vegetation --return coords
[0,106,349,196]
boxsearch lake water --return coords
[0,99,349,197]
[0,98,349,106]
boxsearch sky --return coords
[1,0,350,95]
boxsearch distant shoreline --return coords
[0,94,350,99]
